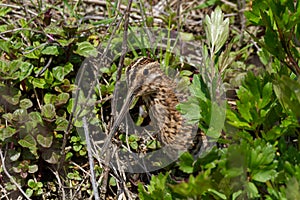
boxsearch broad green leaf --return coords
[41,149,60,164]
[246,182,259,199]
[74,41,98,57]
[44,93,57,104]
[41,104,56,119]
[28,165,38,173]
[37,134,53,148]
[41,45,60,56]
[52,62,73,81]
[13,108,28,122]
[32,78,47,89]
[19,99,33,109]
[29,112,43,124]
[8,149,21,161]
[252,169,277,182]
[55,117,68,131]
[0,127,16,141]
[19,61,34,81]
[1,87,21,105]
[190,75,207,101]
[44,69,54,84]
[56,92,70,105]
[26,188,33,197]
[178,152,194,174]
[57,38,75,47]
[18,134,36,148]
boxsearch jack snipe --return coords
[107,57,199,156]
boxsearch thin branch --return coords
[83,117,100,200]
[0,148,31,200]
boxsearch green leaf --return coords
[41,45,60,56]
[28,165,38,174]
[0,127,16,141]
[208,189,227,199]
[190,75,208,101]
[18,134,37,148]
[109,177,117,187]
[44,93,57,104]
[204,6,229,53]
[8,150,21,161]
[44,25,64,35]
[55,117,68,131]
[74,41,98,57]
[44,69,54,84]
[252,169,277,182]
[29,112,43,124]
[26,188,33,197]
[0,7,12,17]
[19,99,33,110]
[246,182,259,199]
[138,173,172,200]
[41,149,60,164]
[37,134,53,148]
[28,179,36,188]
[19,61,34,81]
[41,104,56,119]
[286,177,300,200]
[52,62,73,81]
[56,92,70,105]
[1,86,21,105]
[178,152,194,174]
[32,78,47,89]
[0,39,11,53]
[170,173,211,197]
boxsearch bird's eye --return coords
[143,68,149,75]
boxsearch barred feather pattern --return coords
[120,57,199,153]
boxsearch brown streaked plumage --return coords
[104,57,199,155]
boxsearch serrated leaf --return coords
[170,173,211,197]
[37,134,53,148]
[75,41,98,57]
